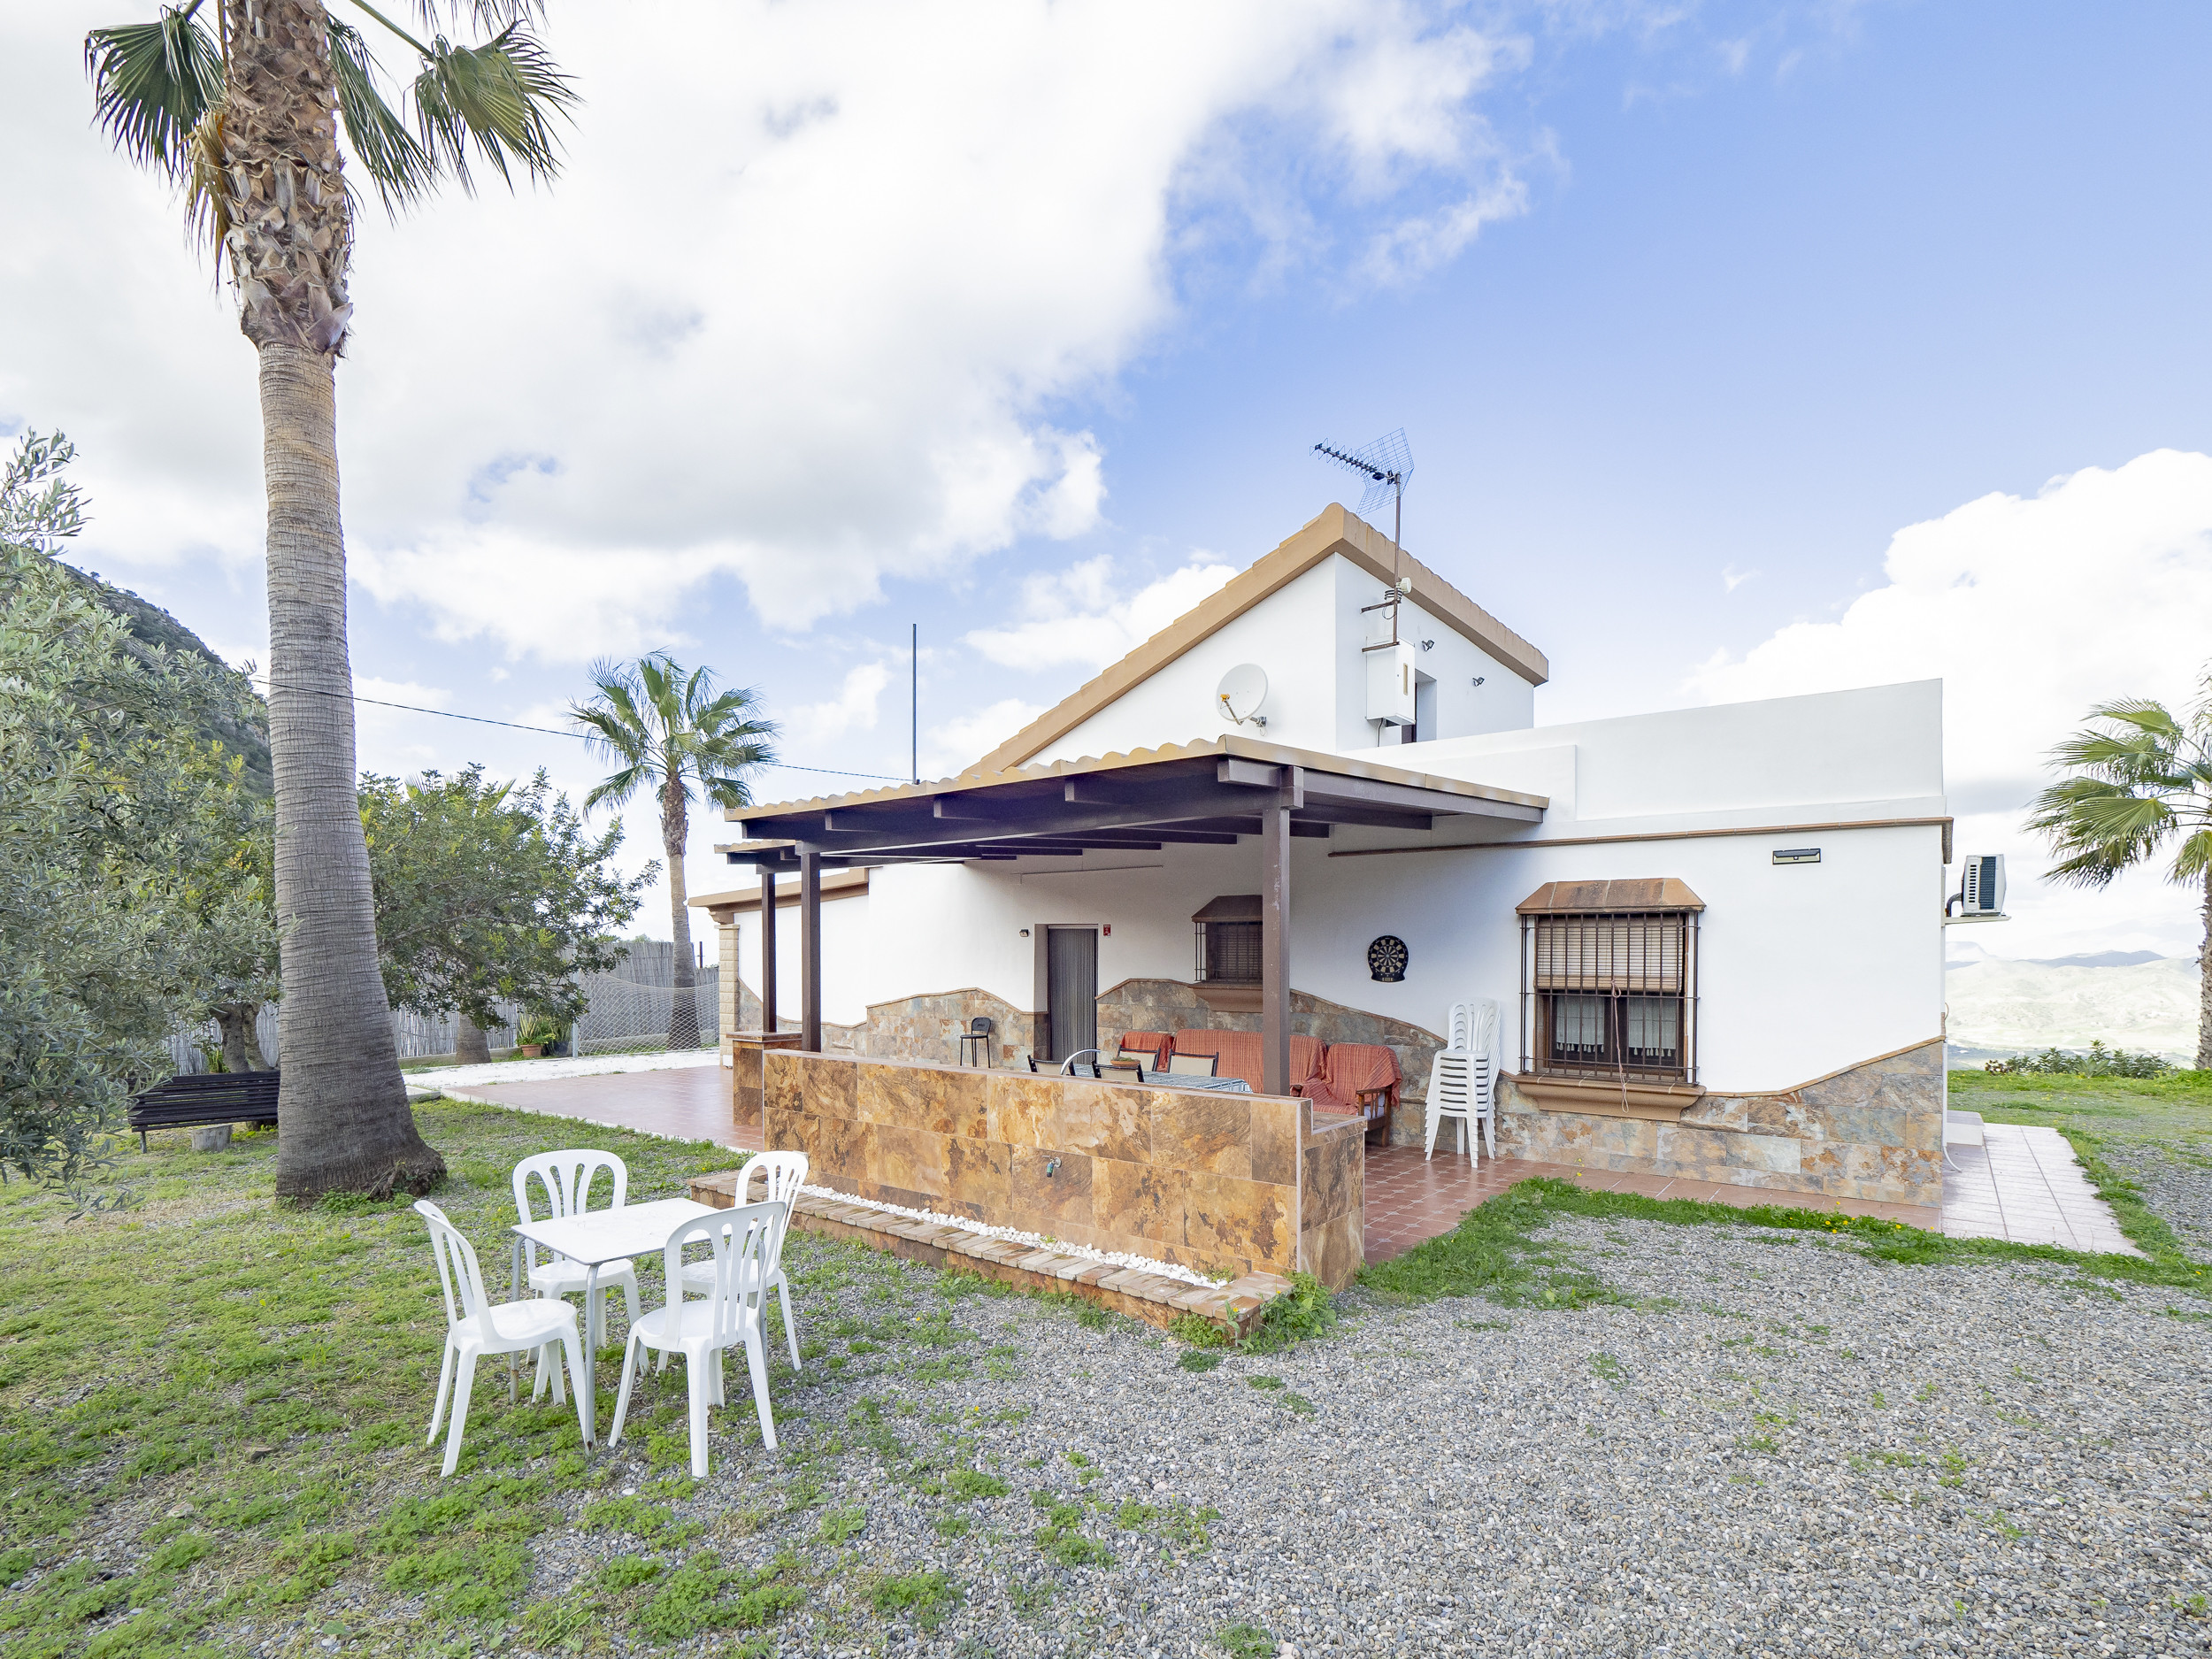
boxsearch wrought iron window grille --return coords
[1517,909,1701,1085]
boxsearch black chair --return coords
[957,1016,995,1067]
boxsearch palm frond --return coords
[2171,828,2212,886]
[2060,791,2177,842]
[411,21,576,192]
[85,3,223,179]
[2085,697,2183,739]
[327,16,434,212]
[406,0,546,29]
[582,763,649,815]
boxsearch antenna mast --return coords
[1313,430,1415,587]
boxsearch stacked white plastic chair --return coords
[611,1200,789,1478]
[415,1200,590,1478]
[513,1149,642,1352]
[1425,998,1500,1163]
[679,1150,810,1367]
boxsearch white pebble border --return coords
[795,1182,1217,1288]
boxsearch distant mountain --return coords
[53,559,272,794]
[2027,949,2171,969]
[1946,948,2177,971]
[1945,955,2199,1060]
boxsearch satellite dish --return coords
[1216,664,1268,728]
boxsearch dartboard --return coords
[1367,935,1408,982]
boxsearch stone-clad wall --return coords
[1497,1039,1946,1205]
[848,989,1037,1068]
[1300,1108,1364,1288]
[1097,979,1447,1148]
[763,1049,1365,1287]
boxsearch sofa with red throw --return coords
[1298,1041,1402,1145]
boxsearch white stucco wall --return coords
[794,680,1947,1092]
[726,891,878,1030]
[1032,554,1537,765]
[1329,557,1536,750]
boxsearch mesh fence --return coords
[164,952,718,1073]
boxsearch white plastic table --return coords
[511,1195,716,1448]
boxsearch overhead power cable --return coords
[244,673,905,783]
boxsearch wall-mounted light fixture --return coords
[1471,676,1486,687]
[1018,928,1030,938]
[1418,639,1435,651]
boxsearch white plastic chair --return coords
[415,1200,589,1478]
[513,1149,642,1351]
[611,1202,788,1477]
[680,1151,810,1368]
[1426,1000,1499,1162]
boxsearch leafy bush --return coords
[1985,1042,2174,1078]
[1240,1271,1336,1354]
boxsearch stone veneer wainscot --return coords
[761,1048,1364,1289]
[1496,1038,1946,1205]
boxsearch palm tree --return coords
[572,657,777,1050]
[2026,670,2212,1070]
[85,1,576,1196]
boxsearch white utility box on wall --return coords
[1366,641,1417,726]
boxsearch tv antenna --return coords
[1314,429,1414,584]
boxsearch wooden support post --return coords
[799,847,823,1053]
[1261,795,1291,1096]
[758,866,778,1033]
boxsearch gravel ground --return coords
[2099,1143,2212,1261]
[371,1211,2212,1659]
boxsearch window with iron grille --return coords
[1517,880,1702,1084]
[1190,895,1262,985]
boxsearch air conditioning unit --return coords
[1365,641,1416,726]
[1947,854,2007,923]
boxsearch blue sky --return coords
[5,0,2210,956]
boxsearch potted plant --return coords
[517,1013,565,1059]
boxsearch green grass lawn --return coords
[1948,1066,2212,1262]
[1947,1065,2212,1156]
[1362,1071,2212,1309]
[0,1101,753,1659]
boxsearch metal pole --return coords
[759,866,778,1033]
[911,623,918,784]
[799,847,823,1053]
[1261,794,1292,1097]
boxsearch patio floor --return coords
[1938,1121,2139,1254]
[437,1068,2139,1263]
[436,1062,764,1155]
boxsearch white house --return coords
[696,503,1950,1208]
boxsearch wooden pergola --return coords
[718,736,1546,1094]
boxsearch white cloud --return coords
[921,697,1048,780]
[3,2,1530,661]
[1687,449,2212,957]
[964,555,1238,671]
[1721,563,1758,592]
[786,663,892,746]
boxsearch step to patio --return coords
[686,1171,1290,1339]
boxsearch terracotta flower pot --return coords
[518,1043,544,1058]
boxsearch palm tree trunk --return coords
[2199,873,2211,1072]
[664,776,699,1049]
[261,343,442,1198]
[217,1,439,1196]
[454,1014,491,1066]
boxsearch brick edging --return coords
[687,1173,1287,1339]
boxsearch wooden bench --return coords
[127,1072,280,1151]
